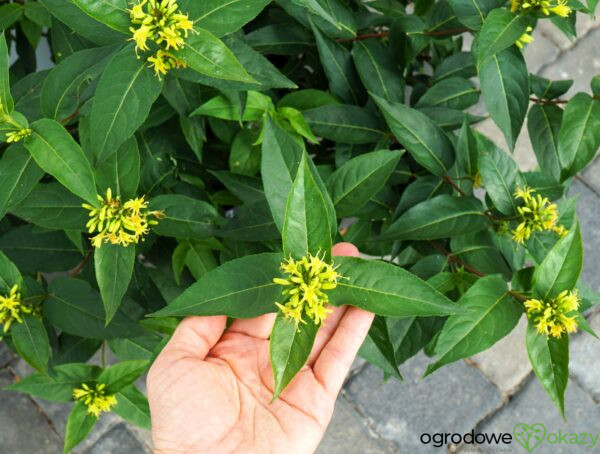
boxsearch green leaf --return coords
[45,277,146,339]
[0,4,24,32]
[181,0,271,37]
[532,222,582,300]
[479,46,529,150]
[192,90,273,121]
[98,359,149,394]
[327,149,403,217]
[456,118,478,177]
[71,0,130,34]
[526,322,569,415]
[361,315,402,380]
[330,257,464,317]
[95,244,136,325]
[433,52,476,82]
[90,45,163,163]
[150,253,284,318]
[557,93,600,179]
[283,153,333,260]
[24,2,52,27]
[209,170,264,204]
[94,136,140,200]
[352,38,404,103]
[303,105,387,145]
[372,94,454,176]
[174,28,255,84]
[229,128,261,176]
[416,77,479,110]
[527,104,562,181]
[379,195,487,241]
[290,0,346,31]
[476,9,528,65]
[0,31,14,114]
[24,119,97,205]
[479,143,521,215]
[113,385,151,430]
[5,363,100,402]
[448,0,502,30]
[8,183,88,231]
[270,312,319,399]
[0,251,22,294]
[149,194,218,240]
[219,200,281,242]
[11,314,52,375]
[451,231,511,278]
[0,144,44,220]
[425,276,522,375]
[64,401,97,454]
[530,74,573,100]
[109,335,161,361]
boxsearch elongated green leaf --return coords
[0,144,44,219]
[479,47,529,150]
[175,29,255,83]
[451,231,511,278]
[270,312,319,399]
[150,194,218,240]
[479,144,521,215]
[278,0,356,39]
[90,45,163,162]
[192,90,273,121]
[456,118,478,176]
[95,244,136,325]
[557,93,600,179]
[219,200,281,242]
[476,9,528,65]
[150,253,284,318]
[113,385,151,430]
[425,276,522,375]
[360,315,402,380]
[372,94,454,176]
[526,322,569,415]
[416,77,479,110]
[71,0,130,33]
[532,222,582,300]
[98,359,149,393]
[0,251,22,294]
[64,402,97,454]
[528,104,562,181]
[0,3,24,32]
[0,32,13,114]
[433,52,476,82]
[330,257,464,317]
[181,0,271,37]
[45,277,146,339]
[283,153,333,260]
[448,0,502,30]
[380,195,487,241]
[210,170,264,204]
[327,149,402,217]
[530,74,573,100]
[109,335,161,361]
[352,38,404,103]
[12,314,51,375]
[24,119,97,205]
[94,136,140,200]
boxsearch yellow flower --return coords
[147,50,187,78]
[510,185,565,244]
[0,284,30,333]
[83,189,164,248]
[516,27,534,49]
[525,290,580,338]
[274,253,343,326]
[5,128,32,143]
[550,0,571,17]
[73,383,117,418]
[511,0,571,16]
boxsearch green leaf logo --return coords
[513,423,546,452]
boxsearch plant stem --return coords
[68,250,93,277]
[101,341,106,368]
[443,175,467,196]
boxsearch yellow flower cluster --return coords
[511,0,571,17]
[129,0,194,77]
[5,128,32,143]
[516,26,534,49]
[73,383,117,418]
[511,185,566,244]
[82,189,164,248]
[0,285,29,333]
[524,290,580,338]
[274,253,343,326]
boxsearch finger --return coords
[160,315,227,360]
[307,242,360,365]
[227,313,276,340]
[313,307,374,394]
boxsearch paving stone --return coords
[581,155,600,195]
[317,396,392,454]
[536,14,599,52]
[85,423,150,454]
[524,26,561,74]
[570,181,600,294]
[0,341,15,368]
[0,370,63,454]
[540,27,600,96]
[459,376,600,454]
[570,312,600,402]
[344,353,503,453]
[468,318,532,397]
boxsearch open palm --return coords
[147,243,374,454]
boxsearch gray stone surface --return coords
[0,370,63,454]
[317,396,391,454]
[570,312,600,402]
[524,26,561,74]
[85,424,150,454]
[344,354,503,453]
[0,341,14,368]
[581,156,600,196]
[571,180,600,293]
[461,376,600,454]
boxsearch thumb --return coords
[160,315,227,360]
[332,242,360,258]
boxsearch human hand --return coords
[147,242,374,454]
